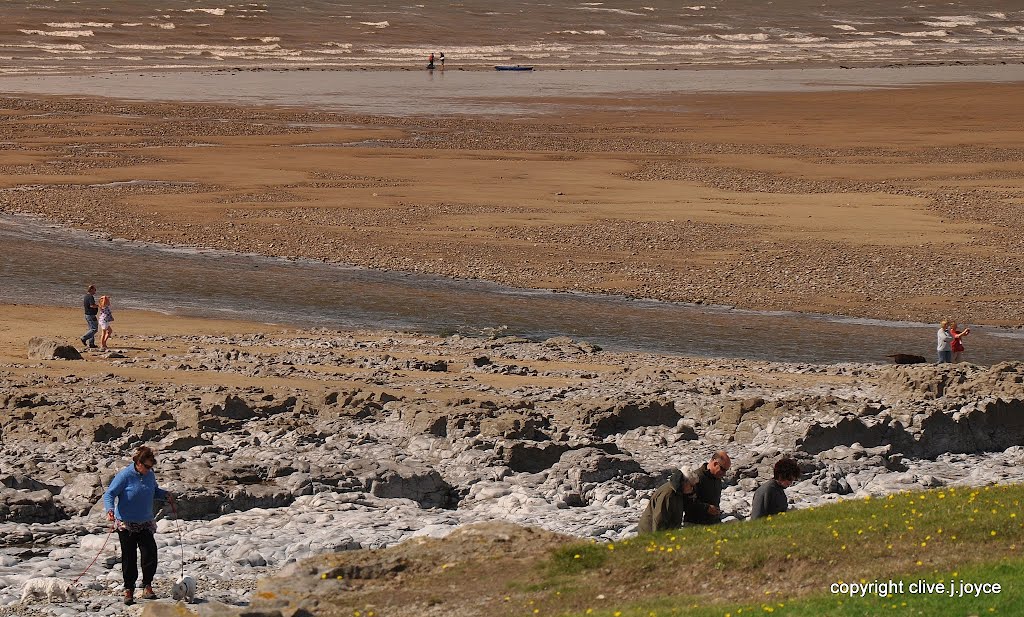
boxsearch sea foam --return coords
[184,8,228,16]
[18,29,94,38]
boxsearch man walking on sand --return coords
[684,450,730,525]
[81,284,99,350]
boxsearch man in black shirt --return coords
[684,450,730,525]
[81,284,99,349]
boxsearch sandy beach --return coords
[2,77,1023,328]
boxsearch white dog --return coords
[20,577,79,603]
[172,575,196,603]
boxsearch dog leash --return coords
[169,497,185,580]
[73,523,115,585]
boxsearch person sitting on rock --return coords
[637,466,699,533]
[750,457,801,519]
[684,450,730,525]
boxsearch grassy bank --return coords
[510,484,1024,616]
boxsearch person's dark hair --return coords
[132,446,156,465]
[87,284,96,293]
[773,457,801,482]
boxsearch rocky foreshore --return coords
[1,327,1023,616]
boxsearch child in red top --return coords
[950,322,970,363]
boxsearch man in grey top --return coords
[936,320,954,363]
[81,284,99,349]
[750,457,801,519]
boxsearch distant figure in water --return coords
[427,52,435,69]
[439,51,445,69]
[950,321,971,363]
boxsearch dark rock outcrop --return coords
[578,397,680,437]
[27,337,82,361]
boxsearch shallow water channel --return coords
[3,214,1021,364]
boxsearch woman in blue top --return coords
[103,446,174,605]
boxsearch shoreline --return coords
[5,58,1024,75]
[2,78,1024,329]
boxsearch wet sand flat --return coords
[2,79,1023,326]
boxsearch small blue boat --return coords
[495,65,534,71]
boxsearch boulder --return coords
[27,337,82,361]
[916,398,1024,457]
[798,415,905,455]
[175,394,268,435]
[318,389,384,420]
[0,488,64,523]
[578,398,680,437]
[480,412,546,440]
[734,403,778,443]
[160,434,214,451]
[76,417,133,443]
[548,447,646,495]
[397,404,452,437]
[0,474,59,493]
[344,458,453,509]
[168,485,296,519]
[499,441,570,473]
[409,410,450,437]
[57,473,103,513]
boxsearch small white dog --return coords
[20,577,79,603]
[172,575,197,603]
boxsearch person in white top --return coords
[98,295,115,351]
[936,320,953,363]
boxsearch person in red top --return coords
[950,322,971,363]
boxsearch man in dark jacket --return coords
[637,466,700,533]
[750,457,800,519]
[684,451,730,525]
[80,284,99,349]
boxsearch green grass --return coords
[548,543,610,576]
[557,559,1024,616]
[505,484,1024,617]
